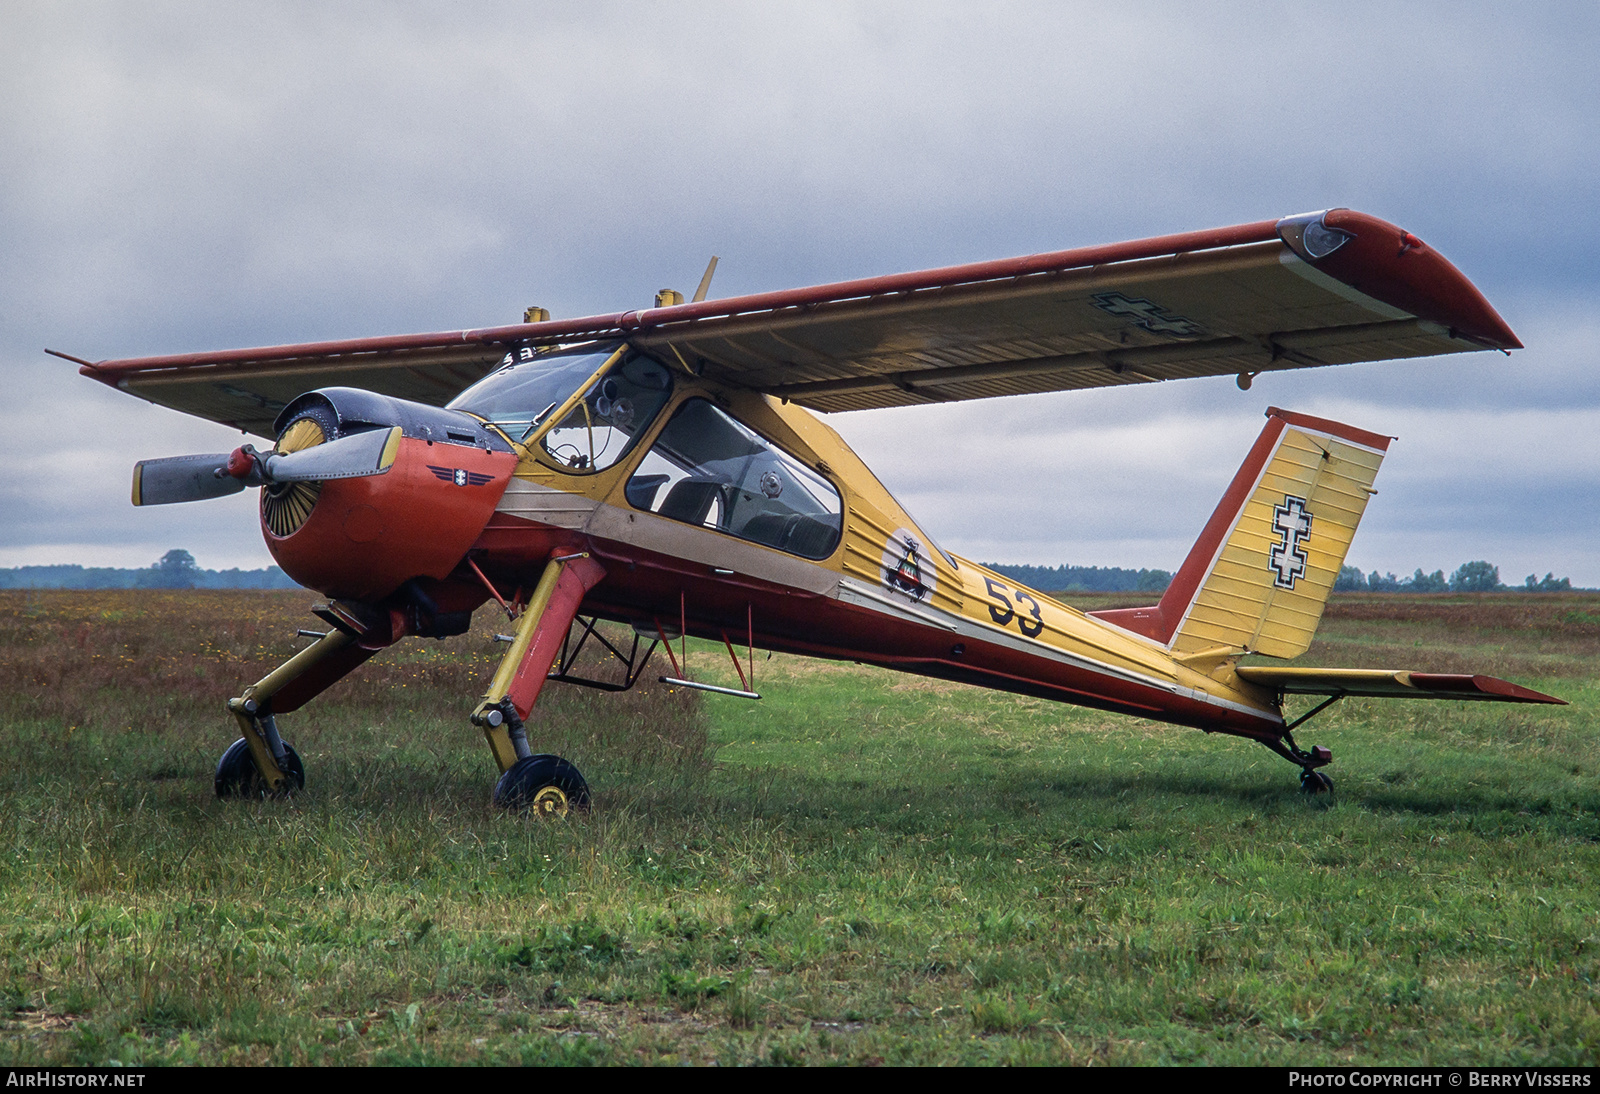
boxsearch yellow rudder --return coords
[1092,408,1391,659]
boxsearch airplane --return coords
[66,207,1562,814]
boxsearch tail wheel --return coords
[1300,769,1334,796]
[262,405,336,537]
[494,754,590,815]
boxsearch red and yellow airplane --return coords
[72,208,1561,812]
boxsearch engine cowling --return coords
[262,388,518,601]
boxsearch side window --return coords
[538,354,674,472]
[626,399,842,560]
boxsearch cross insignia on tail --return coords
[1269,495,1313,589]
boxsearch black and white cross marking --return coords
[1090,292,1206,338]
[1269,495,1313,589]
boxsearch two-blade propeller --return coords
[132,426,402,506]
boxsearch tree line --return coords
[2,551,1579,596]
[0,550,298,590]
[988,560,1578,595]
[1335,561,1572,593]
[986,563,1174,593]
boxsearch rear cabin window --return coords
[626,399,842,560]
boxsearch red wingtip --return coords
[1317,210,1521,351]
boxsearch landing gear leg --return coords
[218,615,382,798]
[469,552,605,810]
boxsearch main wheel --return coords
[1299,768,1334,796]
[214,737,305,799]
[494,754,590,816]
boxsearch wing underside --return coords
[91,344,510,438]
[642,248,1488,412]
[78,209,1520,435]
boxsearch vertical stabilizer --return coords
[1090,408,1391,659]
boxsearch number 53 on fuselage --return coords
[75,209,1561,809]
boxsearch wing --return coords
[80,336,518,438]
[638,209,1520,411]
[78,208,1518,434]
[1234,666,1562,704]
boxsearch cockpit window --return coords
[447,346,673,473]
[538,353,673,472]
[626,399,842,560]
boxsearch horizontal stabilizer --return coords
[1235,666,1563,705]
[132,454,244,506]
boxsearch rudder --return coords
[1091,407,1390,659]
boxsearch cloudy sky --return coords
[3,2,1597,584]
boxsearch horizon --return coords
[0,552,1582,594]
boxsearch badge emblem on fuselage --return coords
[427,465,494,487]
[881,529,936,603]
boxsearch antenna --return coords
[692,256,720,303]
[45,348,96,367]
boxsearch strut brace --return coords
[546,615,661,693]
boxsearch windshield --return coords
[447,346,675,473]
[446,347,615,434]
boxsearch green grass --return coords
[0,590,1597,1065]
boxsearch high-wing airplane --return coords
[70,208,1561,813]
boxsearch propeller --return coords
[132,426,401,507]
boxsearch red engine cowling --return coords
[265,435,517,602]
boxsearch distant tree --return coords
[138,549,200,589]
[1135,568,1173,593]
[1524,572,1573,592]
[1449,560,1502,593]
[1334,565,1368,592]
[1404,568,1449,593]
[0,559,295,590]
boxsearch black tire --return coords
[493,754,590,815]
[214,737,305,799]
[1299,768,1334,796]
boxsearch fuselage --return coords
[421,347,1290,744]
[250,344,1285,742]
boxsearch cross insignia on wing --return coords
[1090,292,1206,338]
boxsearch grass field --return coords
[0,589,1596,1065]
